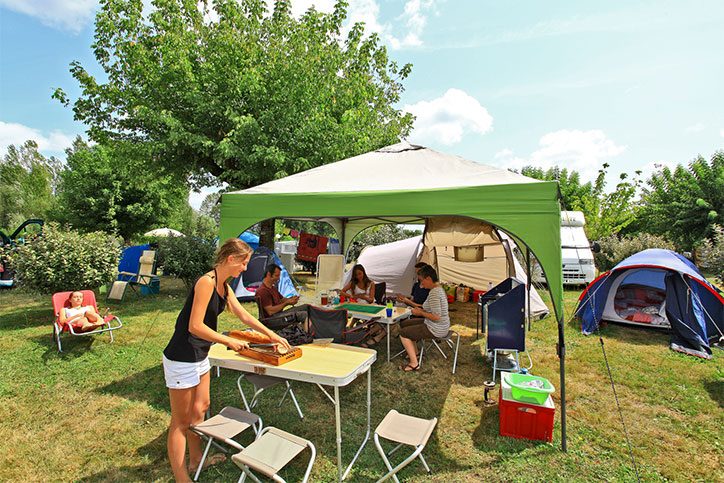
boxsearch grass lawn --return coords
[0,277,722,482]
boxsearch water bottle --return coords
[488,281,493,292]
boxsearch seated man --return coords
[397,265,450,372]
[256,264,308,330]
[396,262,431,308]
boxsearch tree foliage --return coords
[54,0,414,194]
[0,141,62,232]
[595,232,675,272]
[12,222,121,294]
[157,235,216,289]
[55,138,188,242]
[700,224,724,283]
[637,151,724,251]
[348,224,415,261]
[520,164,641,240]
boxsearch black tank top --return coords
[163,270,227,362]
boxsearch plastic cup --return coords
[340,295,346,303]
[321,295,328,305]
[333,296,340,305]
[386,307,393,317]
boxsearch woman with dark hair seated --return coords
[397,265,450,372]
[340,264,375,304]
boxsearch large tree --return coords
[637,151,724,250]
[519,164,641,240]
[0,141,62,232]
[56,138,189,242]
[54,0,414,245]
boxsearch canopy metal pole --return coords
[526,249,532,331]
[558,314,567,452]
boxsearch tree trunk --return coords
[259,218,275,249]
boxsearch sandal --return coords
[398,363,420,372]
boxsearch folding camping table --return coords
[323,303,412,362]
[208,342,376,482]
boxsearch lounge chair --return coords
[52,290,123,352]
[110,250,158,301]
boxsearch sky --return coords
[1,0,723,209]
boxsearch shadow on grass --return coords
[96,365,170,412]
[81,432,169,483]
[0,306,54,330]
[567,317,671,349]
[703,378,723,409]
[28,331,101,361]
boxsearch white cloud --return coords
[0,0,98,33]
[0,121,75,155]
[404,88,493,145]
[282,0,439,49]
[494,129,626,180]
[685,123,706,133]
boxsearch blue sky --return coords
[1,0,723,209]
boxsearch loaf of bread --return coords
[229,330,271,344]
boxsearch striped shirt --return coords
[422,286,450,338]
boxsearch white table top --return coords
[208,342,376,387]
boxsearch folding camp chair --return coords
[115,250,158,300]
[189,406,262,482]
[374,281,387,305]
[307,305,380,345]
[314,254,345,295]
[52,290,123,352]
[373,409,438,483]
[237,373,304,420]
[231,426,316,483]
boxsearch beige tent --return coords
[345,216,549,318]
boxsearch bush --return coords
[700,224,724,283]
[157,236,216,289]
[12,222,121,294]
[595,232,675,272]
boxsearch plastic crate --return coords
[499,375,554,442]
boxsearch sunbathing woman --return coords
[58,291,106,332]
[163,238,291,482]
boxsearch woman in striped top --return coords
[397,265,450,372]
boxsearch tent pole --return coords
[526,249,532,331]
[558,314,567,452]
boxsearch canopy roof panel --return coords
[231,142,541,195]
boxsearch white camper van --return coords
[533,211,596,286]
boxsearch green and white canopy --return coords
[220,141,563,320]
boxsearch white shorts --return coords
[162,355,211,389]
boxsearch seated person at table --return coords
[340,264,375,304]
[396,262,431,308]
[58,291,106,332]
[397,265,450,372]
[256,264,307,329]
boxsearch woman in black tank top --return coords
[164,238,291,482]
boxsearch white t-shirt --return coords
[352,283,371,304]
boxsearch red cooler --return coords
[498,373,555,442]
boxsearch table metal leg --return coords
[386,324,391,362]
[334,386,342,482]
[342,367,371,480]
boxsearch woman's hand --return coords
[269,333,292,351]
[226,337,249,353]
[411,307,423,317]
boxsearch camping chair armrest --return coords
[346,317,381,333]
[118,271,137,277]
[104,314,123,328]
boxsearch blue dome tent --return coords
[575,249,724,358]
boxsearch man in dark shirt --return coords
[256,264,307,329]
[397,262,431,308]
